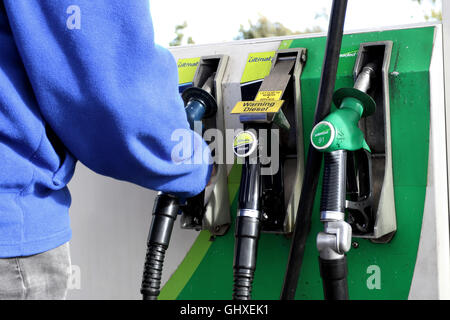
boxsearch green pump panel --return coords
[158,24,450,300]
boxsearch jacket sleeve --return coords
[3,0,212,198]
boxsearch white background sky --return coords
[150,0,441,47]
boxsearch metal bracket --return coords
[317,220,352,260]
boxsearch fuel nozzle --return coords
[333,62,377,116]
[311,62,379,300]
[141,75,218,300]
[311,63,377,153]
[233,153,262,300]
[353,63,378,93]
[182,74,218,129]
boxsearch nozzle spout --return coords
[353,62,378,93]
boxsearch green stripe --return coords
[158,230,213,300]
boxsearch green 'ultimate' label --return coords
[177,57,200,84]
[240,51,275,84]
[311,121,334,150]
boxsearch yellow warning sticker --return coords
[231,100,285,114]
[255,90,283,101]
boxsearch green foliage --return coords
[413,0,442,21]
[169,21,195,47]
[235,15,322,40]
[425,9,442,21]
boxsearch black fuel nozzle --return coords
[182,74,217,130]
[231,126,265,300]
[233,157,262,300]
[141,75,218,300]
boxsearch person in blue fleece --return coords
[0,0,212,299]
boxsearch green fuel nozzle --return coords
[312,62,378,300]
[311,63,377,153]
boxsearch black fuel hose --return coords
[319,256,349,300]
[233,158,261,300]
[232,124,263,300]
[319,151,349,300]
[141,193,179,300]
[281,0,348,300]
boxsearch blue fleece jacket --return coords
[0,1,212,258]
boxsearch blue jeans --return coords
[0,243,71,300]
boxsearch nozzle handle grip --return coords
[321,150,347,215]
